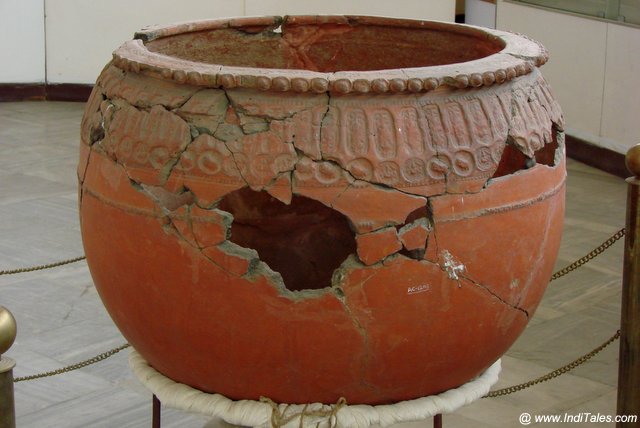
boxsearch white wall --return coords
[44,0,244,84]
[0,0,45,83]
[38,0,452,85]
[497,1,607,137]
[465,0,496,28]
[600,23,640,153]
[497,0,640,154]
[244,0,453,19]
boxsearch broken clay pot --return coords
[79,15,565,405]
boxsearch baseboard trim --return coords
[0,83,93,102]
[0,84,46,101]
[566,134,627,178]
[46,83,94,102]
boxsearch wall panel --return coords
[0,0,45,83]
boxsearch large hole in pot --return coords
[144,19,505,72]
[218,188,356,291]
[492,131,560,178]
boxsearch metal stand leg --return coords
[152,394,161,428]
[434,413,443,428]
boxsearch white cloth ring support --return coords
[129,349,501,428]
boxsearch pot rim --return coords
[112,15,548,94]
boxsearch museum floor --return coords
[0,101,626,427]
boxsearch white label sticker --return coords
[407,284,430,295]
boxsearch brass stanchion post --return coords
[618,145,640,426]
[0,306,17,428]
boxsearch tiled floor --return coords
[0,101,627,427]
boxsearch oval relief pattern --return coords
[97,71,561,197]
[316,92,511,194]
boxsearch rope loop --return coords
[260,396,347,428]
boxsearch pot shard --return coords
[78,15,565,405]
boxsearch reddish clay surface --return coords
[79,16,565,405]
[356,227,402,266]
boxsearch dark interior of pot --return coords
[218,188,356,292]
[492,129,560,178]
[144,20,505,72]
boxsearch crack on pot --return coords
[130,191,261,280]
[262,170,294,205]
[359,173,434,200]
[100,65,201,110]
[409,91,466,198]
[81,85,107,145]
[328,180,355,210]
[209,90,244,142]
[459,272,530,319]
[289,151,430,234]
[92,99,116,148]
[174,89,229,139]
[162,207,314,300]
[188,125,200,139]
[139,184,195,213]
[222,141,251,188]
[397,216,431,260]
[159,130,196,185]
[424,199,440,262]
[355,226,403,266]
[226,88,327,122]
[171,87,205,111]
[317,95,332,160]
[97,98,194,187]
[505,52,538,64]
[88,101,107,145]
[333,281,372,387]
[224,93,274,134]
[164,209,200,249]
[523,186,556,298]
[293,151,428,232]
[77,146,95,210]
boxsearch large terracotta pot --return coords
[79,15,565,405]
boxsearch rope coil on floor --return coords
[129,350,501,428]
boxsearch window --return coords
[511,0,640,25]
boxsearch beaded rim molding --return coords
[129,349,501,428]
[112,15,549,95]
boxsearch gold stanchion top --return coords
[0,306,17,356]
[625,144,640,177]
